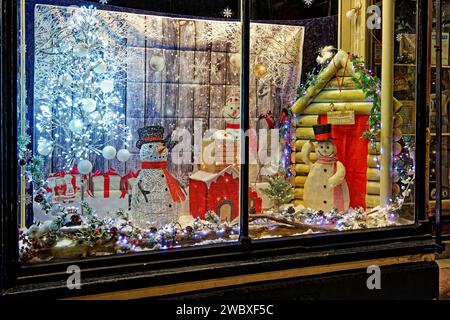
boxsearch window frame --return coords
[0,0,436,296]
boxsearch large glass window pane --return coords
[249,0,417,239]
[17,2,245,264]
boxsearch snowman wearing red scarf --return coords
[301,124,349,212]
[131,126,185,228]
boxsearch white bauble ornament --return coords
[230,53,241,70]
[37,141,53,156]
[81,98,97,113]
[78,160,93,174]
[116,149,131,162]
[94,61,107,74]
[74,44,88,57]
[102,145,117,160]
[149,55,165,72]
[99,79,114,93]
[59,74,73,87]
[89,111,101,122]
[68,119,84,134]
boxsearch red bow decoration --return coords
[120,171,138,198]
[258,111,275,129]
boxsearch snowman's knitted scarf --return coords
[317,155,345,212]
[141,162,186,203]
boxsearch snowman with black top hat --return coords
[301,124,349,212]
[131,126,185,228]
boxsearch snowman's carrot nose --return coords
[157,146,166,154]
[232,110,238,116]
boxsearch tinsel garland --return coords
[19,203,239,263]
[18,134,54,212]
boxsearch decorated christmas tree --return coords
[35,7,131,171]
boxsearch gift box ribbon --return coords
[120,171,138,198]
[92,168,120,198]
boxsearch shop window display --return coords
[16,0,417,264]
[246,0,417,238]
[17,2,306,263]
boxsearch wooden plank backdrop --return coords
[33,6,305,191]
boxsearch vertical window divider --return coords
[239,0,251,248]
[415,0,429,225]
[1,0,19,292]
[435,0,443,251]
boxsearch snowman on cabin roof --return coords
[301,124,349,212]
[222,92,241,139]
[207,92,241,145]
[130,126,185,228]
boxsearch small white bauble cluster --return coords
[81,98,97,113]
[37,140,53,156]
[102,145,117,160]
[149,55,165,72]
[59,73,73,87]
[68,119,84,133]
[78,159,93,174]
[116,149,131,162]
[99,79,114,93]
[94,61,107,74]
[74,43,89,58]
[101,146,131,162]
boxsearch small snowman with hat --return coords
[131,126,185,228]
[301,124,349,212]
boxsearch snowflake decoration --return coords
[23,193,33,206]
[303,0,314,7]
[99,0,109,4]
[396,33,404,42]
[221,7,234,19]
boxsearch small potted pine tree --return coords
[261,170,294,212]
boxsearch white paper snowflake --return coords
[303,0,314,7]
[99,0,109,4]
[222,7,234,18]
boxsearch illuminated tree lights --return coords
[35,7,131,169]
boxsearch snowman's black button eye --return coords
[168,204,172,208]
[161,174,165,177]
[323,201,327,204]
[324,169,327,172]
[326,146,330,149]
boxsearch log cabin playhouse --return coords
[290,50,404,211]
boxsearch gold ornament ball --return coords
[253,63,268,78]
[393,128,403,142]
[393,115,403,128]
[393,142,403,155]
